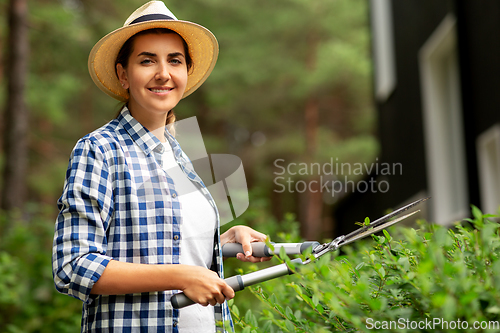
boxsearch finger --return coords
[221,283,235,300]
[252,231,268,242]
[214,292,226,305]
[239,236,253,258]
[246,256,266,263]
[237,252,272,262]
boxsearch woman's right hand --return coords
[178,266,235,306]
[90,260,234,306]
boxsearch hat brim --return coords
[88,20,219,101]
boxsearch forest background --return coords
[0,0,377,331]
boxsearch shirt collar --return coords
[118,106,163,156]
[164,126,183,160]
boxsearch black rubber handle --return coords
[171,275,244,309]
[171,259,303,309]
[300,241,321,253]
[221,242,273,257]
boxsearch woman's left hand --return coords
[221,226,272,263]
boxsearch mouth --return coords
[148,87,174,94]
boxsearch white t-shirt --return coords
[161,141,217,332]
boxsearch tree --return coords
[1,0,29,211]
[175,0,377,240]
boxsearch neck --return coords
[127,104,169,143]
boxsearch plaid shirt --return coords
[52,107,233,332]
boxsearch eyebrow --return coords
[137,51,185,58]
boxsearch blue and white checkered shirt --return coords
[52,107,233,332]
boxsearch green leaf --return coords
[378,266,386,278]
[245,309,253,324]
[320,264,330,277]
[294,310,302,319]
[301,294,314,307]
[232,304,240,317]
[355,262,365,271]
[285,306,295,320]
[262,321,273,332]
[364,217,370,226]
[459,292,478,306]
[369,298,382,311]
[471,205,483,220]
[285,319,295,332]
[487,306,500,314]
[280,245,287,261]
[312,294,320,307]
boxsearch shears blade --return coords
[339,209,420,247]
[309,197,429,261]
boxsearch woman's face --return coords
[116,33,188,118]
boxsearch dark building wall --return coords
[456,0,500,209]
[335,1,452,234]
[380,0,453,203]
[334,0,500,234]
[457,0,500,136]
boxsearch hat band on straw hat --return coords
[130,14,175,25]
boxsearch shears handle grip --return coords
[222,241,320,257]
[171,258,303,309]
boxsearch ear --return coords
[116,63,130,90]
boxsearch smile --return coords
[148,88,173,93]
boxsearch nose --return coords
[155,62,171,82]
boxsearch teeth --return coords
[151,88,171,93]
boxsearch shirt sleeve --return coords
[52,138,115,304]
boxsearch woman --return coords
[52,2,269,332]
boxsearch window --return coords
[477,125,500,215]
[419,14,468,225]
[370,0,396,101]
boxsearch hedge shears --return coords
[171,197,429,308]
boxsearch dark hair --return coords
[115,28,193,74]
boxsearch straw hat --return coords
[88,1,219,101]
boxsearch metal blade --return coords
[306,197,429,263]
[367,197,429,229]
[342,197,429,241]
[339,210,420,246]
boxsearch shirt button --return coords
[172,192,177,198]
[174,235,179,241]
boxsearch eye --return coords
[169,58,183,65]
[140,58,154,65]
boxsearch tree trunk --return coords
[301,31,323,241]
[302,97,323,240]
[1,0,29,211]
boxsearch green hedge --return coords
[2,204,500,332]
[0,206,81,333]
[230,206,500,332]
